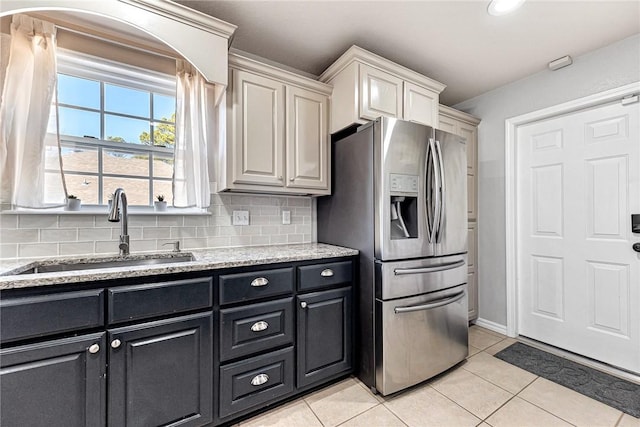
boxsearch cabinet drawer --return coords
[219,347,294,419]
[298,261,352,291]
[220,297,293,362]
[108,277,212,324]
[0,289,104,344]
[219,268,293,305]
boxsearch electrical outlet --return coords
[282,210,291,225]
[232,210,249,226]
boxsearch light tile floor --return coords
[237,325,640,427]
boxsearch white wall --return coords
[454,34,640,327]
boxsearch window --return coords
[47,49,176,207]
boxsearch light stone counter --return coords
[0,243,358,290]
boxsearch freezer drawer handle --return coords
[320,269,334,277]
[250,373,269,386]
[394,260,465,275]
[394,291,465,314]
[250,277,269,287]
[250,321,269,332]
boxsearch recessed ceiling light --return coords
[488,0,526,16]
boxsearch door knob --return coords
[633,243,640,253]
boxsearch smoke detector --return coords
[488,0,526,16]
[548,55,573,71]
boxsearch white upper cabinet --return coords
[438,106,480,175]
[218,52,332,195]
[320,46,446,133]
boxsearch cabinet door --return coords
[403,82,438,127]
[459,122,477,175]
[467,174,476,220]
[232,69,285,187]
[297,287,352,389]
[468,272,478,321]
[108,312,212,427]
[285,86,329,191]
[359,64,403,121]
[438,114,457,134]
[0,333,106,427]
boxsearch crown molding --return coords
[439,104,481,125]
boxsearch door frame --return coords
[504,81,640,337]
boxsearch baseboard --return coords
[474,318,508,336]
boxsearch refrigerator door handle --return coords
[394,291,465,314]
[427,138,440,243]
[434,139,445,242]
[393,259,465,275]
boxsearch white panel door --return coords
[517,100,639,373]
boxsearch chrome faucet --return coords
[108,188,129,256]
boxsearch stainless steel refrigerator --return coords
[317,117,468,395]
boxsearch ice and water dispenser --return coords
[389,173,418,239]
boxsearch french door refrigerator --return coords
[318,117,468,395]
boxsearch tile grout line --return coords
[513,377,580,426]
[613,411,625,427]
[426,384,486,423]
[302,398,327,427]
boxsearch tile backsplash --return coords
[0,194,315,260]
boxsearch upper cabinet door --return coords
[438,114,457,135]
[458,122,477,175]
[359,64,403,121]
[232,69,285,187]
[286,86,329,191]
[403,82,439,127]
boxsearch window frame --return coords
[48,49,177,207]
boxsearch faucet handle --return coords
[162,241,180,252]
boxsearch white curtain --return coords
[173,59,211,208]
[0,14,65,208]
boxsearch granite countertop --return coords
[0,243,358,290]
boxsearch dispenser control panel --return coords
[389,174,418,193]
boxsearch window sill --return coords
[1,207,211,216]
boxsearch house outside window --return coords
[46,49,176,207]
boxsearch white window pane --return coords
[153,94,175,122]
[104,114,151,144]
[103,150,149,177]
[105,84,150,117]
[59,107,100,138]
[55,145,99,174]
[64,174,99,205]
[153,180,173,204]
[58,74,100,109]
[153,155,174,179]
[103,177,150,206]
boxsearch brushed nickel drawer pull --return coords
[320,269,334,277]
[250,373,269,386]
[250,321,269,332]
[251,277,269,287]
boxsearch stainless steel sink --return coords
[16,254,195,275]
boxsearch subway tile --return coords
[0,243,18,259]
[229,236,251,246]
[182,238,208,249]
[211,216,231,226]
[249,216,271,225]
[303,234,312,242]
[260,206,279,215]
[130,239,158,252]
[0,214,18,229]
[218,226,240,237]
[170,227,197,238]
[240,225,262,236]
[142,227,172,239]
[196,227,219,238]
[158,216,184,227]
[287,197,310,207]
[250,195,272,205]
[18,243,58,258]
[80,227,112,241]
[130,215,157,227]
[251,235,270,245]
[231,195,252,206]
[59,215,95,228]
[209,194,224,206]
[18,215,58,229]
[120,227,143,240]
[207,236,230,248]
[40,228,78,242]
[2,229,39,244]
[94,241,119,254]
[261,225,280,235]
[59,242,95,256]
[295,207,312,215]
[207,205,220,216]
[270,235,288,244]
[184,216,209,227]
[280,225,296,234]
[287,234,304,243]
[296,224,312,234]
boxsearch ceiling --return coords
[174,0,640,105]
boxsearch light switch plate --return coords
[232,210,249,226]
[282,210,291,225]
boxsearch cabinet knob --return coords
[111,339,122,349]
[320,269,334,277]
[88,344,100,354]
[278,176,283,180]
[300,301,307,308]
[250,321,269,332]
[251,277,269,287]
[250,373,269,386]
[289,178,294,182]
